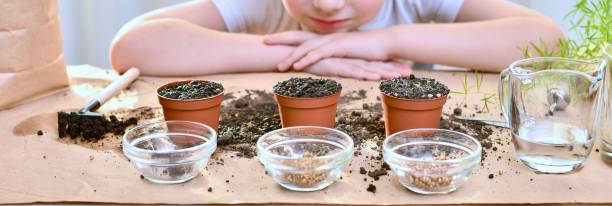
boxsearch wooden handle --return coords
[95,67,140,104]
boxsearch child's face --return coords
[282,0,384,34]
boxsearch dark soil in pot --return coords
[158,80,223,100]
[379,74,449,99]
[273,77,341,98]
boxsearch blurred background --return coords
[58,0,579,69]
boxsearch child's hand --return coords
[303,58,411,81]
[264,30,392,71]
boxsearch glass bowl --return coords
[257,126,354,191]
[122,121,217,184]
[383,129,481,194]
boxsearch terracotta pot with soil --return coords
[157,80,224,131]
[379,75,450,136]
[273,77,342,128]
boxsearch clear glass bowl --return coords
[123,121,217,184]
[257,126,354,191]
[383,129,481,194]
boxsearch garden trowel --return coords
[57,68,140,138]
[75,67,140,117]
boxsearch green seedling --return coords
[480,93,497,113]
[524,0,611,60]
[474,70,483,93]
[450,72,470,95]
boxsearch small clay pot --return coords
[157,80,224,131]
[274,91,341,128]
[381,92,447,136]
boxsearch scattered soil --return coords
[218,90,281,158]
[359,167,367,175]
[366,184,376,193]
[273,77,341,98]
[158,80,223,100]
[453,108,462,116]
[217,89,381,158]
[336,110,384,146]
[379,75,450,99]
[57,112,138,142]
[339,89,368,105]
[439,115,502,161]
[367,169,388,181]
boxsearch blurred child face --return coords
[282,0,384,34]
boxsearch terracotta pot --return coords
[274,92,341,128]
[380,92,448,136]
[157,80,224,131]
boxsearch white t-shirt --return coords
[211,0,464,34]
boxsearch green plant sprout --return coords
[480,93,497,113]
[524,0,611,60]
[450,72,471,105]
[450,72,471,95]
[449,71,493,113]
[474,70,483,93]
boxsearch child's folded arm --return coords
[385,16,562,72]
[110,17,296,76]
[385,0,564,72]
[109,0,294,76]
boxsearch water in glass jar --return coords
[513,121,594,174]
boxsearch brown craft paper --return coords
[0,0,59,30]
[0,0,69,110]
[1,65,612,205]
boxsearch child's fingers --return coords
[293,49,330,70]
[263,31,319,46]
[302,58,381,81]
[389,61,409,69]
[319,69,339,77]
[332,62,356,78]
[293,44,350,70]
[278,38,329,71]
